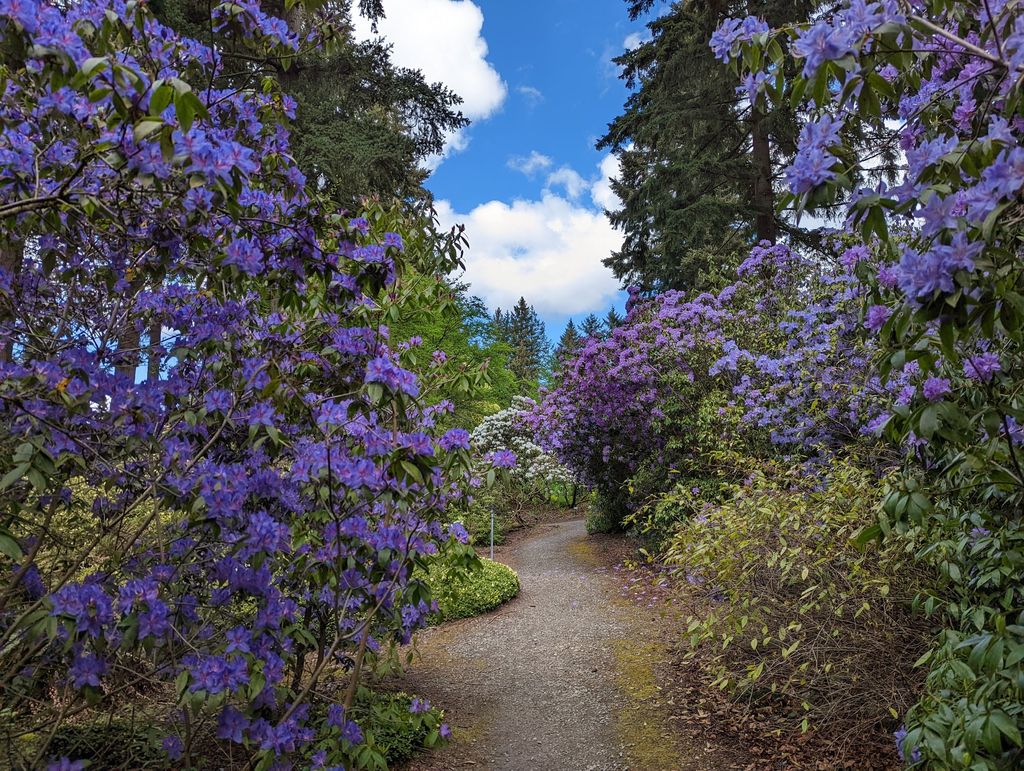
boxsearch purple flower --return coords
[448,522,469,544]
[50,583,113,638]
[864,304,891,332]
[922,376,951,402]
[69,650,107,689]
[963,352,1000,382]
[162,736,184,761]
[217,706,250,743]
[792,22,854,77]
[440,428,470,451]
[489,450,517,469]
[46,759,85,771]
[894,725,922,763]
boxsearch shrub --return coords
[19,719,166,770]
[585,496,620,535]
[424,558,519,622]
[663,457,932,746]
[348,687,447,767]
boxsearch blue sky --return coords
[355,1,656,339]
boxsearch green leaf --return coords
[990,711,1022,746]
[0,463,30,490]
[133,117,164,143]
[852,523,882,548]
[0,532,23,561]
[150,82,173,116]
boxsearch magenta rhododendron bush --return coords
[0,1,478,767]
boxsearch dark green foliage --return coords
[585,497,620,534]
[579,313,604,340]
[600,0,813,292]
[604,308,623,332]
[553,319,581,375]
[350,688,446,765]
[21,719,165,769]
[152,0,467,205]
[492,298,550,395]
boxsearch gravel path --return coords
[397,519,738,771]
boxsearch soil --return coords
[394,518,752,771]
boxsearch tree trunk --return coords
[147,318,162,382]
[0,239,23,363]
[751,109,777,244]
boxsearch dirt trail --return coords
[398,519,741,771]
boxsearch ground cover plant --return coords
[423,557,519,623]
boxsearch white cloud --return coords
[508,151,553,176]
[435,156,626,317]
[590,153,622,211]
[437,194,621,317]
[516,85,544,107]
[623,31,648,50]
[351,0,506,160]
[545,167,588,200]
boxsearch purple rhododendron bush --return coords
[0,1,485,768]
[535,1,1024,767]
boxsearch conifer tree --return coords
[599,0,815,292]
[152,0,467,206]
[554,319,582,363]
[493,298,550,393]
[580,313,605,340]
[605,308,623,333]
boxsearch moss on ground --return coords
[611,638,684,771]
[566,538,603,567]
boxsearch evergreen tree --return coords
[599,0,815,292]
[580,313,604,340]
[554,319,582,364]
[493,298,550,393]
[152,0,467,206]
[605,308,623,333]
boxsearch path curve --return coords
[398,519,733,771]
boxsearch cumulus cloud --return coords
[351,0,506,160]
[436,156,625,318]
[544,167,588,200]
[590,153,622,211]
[508,151,553,176]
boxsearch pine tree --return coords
[152,0,467,206]
[580,313,604,340]
[599,0,816,292]
[605,308,623,333]
[493,298,550,393]
[554,319,582,364]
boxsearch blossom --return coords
[792,22,854,77]
[864,305,891,332]
[922,376,951,402]
[440,428,470,451]
[963,352,1000,382]
[894,725,922,763]
[69,651,107,689]
[488,449,517,469]
[162,736,184,761]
